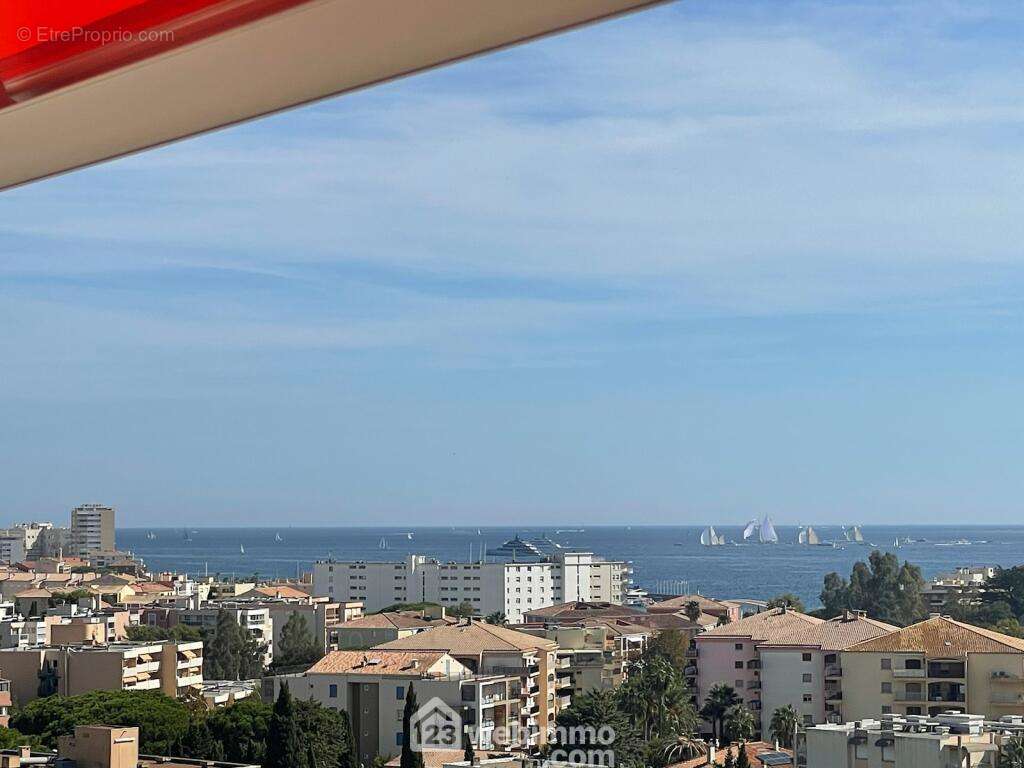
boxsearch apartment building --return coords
[921,567,998,615]
[269,649,523,763]
[262,599,361,654]
[800,712,1014,768]
[50,610,132,645]
[841,616,1024,722]
[171,604,273,665]
[0,640,202,705]
[756,610,896,732]
[0,523,56,565]
[375,620,563,748]
[70,504,116,557]
[693,607,825,737]
[519,620,649,695]
[0,675,9,727]
[330,610,455,650]
[313,552,631,623]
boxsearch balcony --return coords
[825,665,843,678]
[746,660,760,670]
[991,693,1024,705]
[928,662,966,679]
[557,675,572,689]
[825,689,842,702]
[992,672,1024,683]
[684,666,697,676]
[686,648,698,659]
[892,668,926,679]
[894,691,923,702]
[747,680,761,690]
[558,695,571,707]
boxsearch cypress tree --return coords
[723,747,735,768]
[735,743,751,768]
[267,683,306,768]
[400,684,425,768]
[463,732,475,765]
[339,709,359,768]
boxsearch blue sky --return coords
[4,0,1024,526]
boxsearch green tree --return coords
[11,690,190,752]
[819,572,850,619]
[735,743,751,768]
[339,710,358,768]
[894,562,927,626]
[723,747,735,768]
[983,567,1024,619]
[699,683,740,745]
[463,732,475,764]
[684,601,702,623]
[483,612,507,626]
[267,684,305,768]
[1001,735,1024,767]
[642,628,689,670]
[205,699,271,764]
[618,656,697,741]
[295,699,356,768]
[766,594,805,613]
[205,610,266,680]
[724,705,756,743]
[178,719,225,761]
[769,705,798,749]
[400,684,425,768]
[552,689,643,768]
[275,614,322,670]
[127,624,203,642]
[449,602,476,619]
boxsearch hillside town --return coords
[0,509,1020,768]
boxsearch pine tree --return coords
[267,684,306,768]
[463,732,475,765]
[276,614,321,669]
[722,747,735,768]
[400,684,425,768]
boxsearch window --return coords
[396,733,404,746]
[881,705,892,714]
[735,680,744,689]
[802,673,812,683]
[803,714,814,725]
[802,694,812,702]
[396,686,405,699]
[802,653,812,662]
[907,707,922,715]
[735,661,744,669]
[905,658,922,669]
[881,658,892,670]
[735,643,743,651]
[329,684,338,698]
[881,682,892,694]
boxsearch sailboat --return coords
[406,532,414,540]
[797,526,821,546]
[699,526,726,546]
[182,529,193,543]
[759,517,779,544]
[239,544,245,555]
[146,531,156,541]
[379,537,388,550]
[274,532,283,543]
[845,525,865,544]
[742,519,759,542]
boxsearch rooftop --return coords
[846,615,1024,655]
[699,607,823,642]
[376,620,557,655]
[306,649,453,675]
[523,601,645,620]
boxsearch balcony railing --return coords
[895,691,923,702]
[892,668,926,678]
[825,665,843,677]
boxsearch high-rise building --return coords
[70,503,116,556]
[312,551,632,623]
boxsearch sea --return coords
[118,525,1024,610]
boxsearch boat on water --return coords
[146,531,156,541]
[742,519,759,542]
[379,537,388,549]
[274,532,283,543]
[239,544,245,555]
[182,529,193,543]
[556,529,585,534]
[407,532,414,540]
[844,525,866,544]
[486,535,564,559]
[700,526,727,546]
[797,526,822,546]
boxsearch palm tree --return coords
[724,704,756,744]
[1002,736,1024,768]
[699,683,740,744]
[484,612,508,626]
[618,656,697,740]
[769,705,799,749]
[684,601,702,622]
[661,735,707,763]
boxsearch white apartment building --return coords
[313,552,631,623]
[172,604,274,665]
[70,504,116,556]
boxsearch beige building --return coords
[0,640,202,705]
[269,649,524,764]
[330,611,454,650]
[70,504,116,557]
[374,619,563,748]
[842,616,1024,722]
[49,725,260,768]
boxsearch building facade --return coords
[312,553,631,623]
[70,503,116,557]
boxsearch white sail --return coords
[806,526,820,545]
[742,519,759,540]
[716,532,727,545]
[759,517,779,544]
[851,525,864,543]
[700,526,716,546]
[797,527,808,544]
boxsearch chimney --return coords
[411,659,420,670]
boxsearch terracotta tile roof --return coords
[14,588,52,598]
[632,613,703,632]
[755,613,897,651]
[376,620,556,655]
[384,749,506,768]
[241,585,310,599]
[699,608,823,642]
[650,594,736,612]
[524,601,645,620]
[846,616,1024,655]
[336,613,438,630]
[672,742,792,768]
[307,649,450,675]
